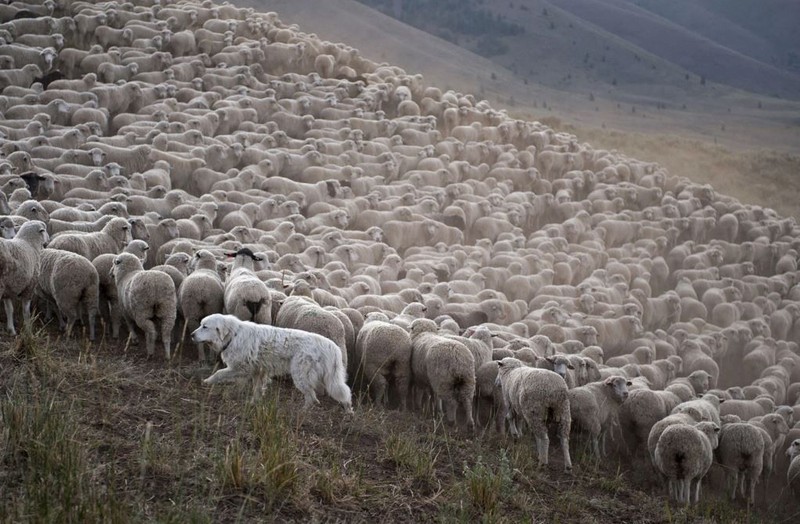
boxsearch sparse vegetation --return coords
[1,322,792,521]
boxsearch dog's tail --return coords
[324,345,353,411]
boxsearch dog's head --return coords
[191,313,232,352]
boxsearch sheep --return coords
[654,421,720,505]
[355,313,412,409]
[568,376,631,458]
[179,249,225,361]
[716,423,765,504]
[0,220,49,335]
[276,282,348,368]
[92,240,149,340]
[111,254,176,360]
[787,439,800,488]
[671,393,723,426]
[0,64,42,91]
[223,248,272,324]
[668,370,712,396]
[618,388,682,455]
[48,217,132,260]
[409,318,475,432]
[647,409,710,463]
[495,357,572,471]
[36,248,99,341]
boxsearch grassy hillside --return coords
[1,326,795,522]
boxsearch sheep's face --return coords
[548,356,573,379]
[690,371,711,394]
[604,376,631,402]
[787,439,800,459]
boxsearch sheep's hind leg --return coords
[141,318,157,358]
[4,299,16,335]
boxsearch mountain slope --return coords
[548,0,800,97]
[355,0,800,99]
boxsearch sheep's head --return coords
[787,439,800,460]
[110,252,142,281]
[123,239,150,263]
[545,355,573,379]
[495,357,525,385]
[604,376,631,402]
[15,220,48,248]
[695,421,721,450]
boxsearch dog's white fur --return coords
[193,313,352,411]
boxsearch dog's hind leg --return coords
[293,370,321,409]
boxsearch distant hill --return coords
[356,0,800,100]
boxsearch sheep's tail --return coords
[246,299,266,322]
[324,344,352,410]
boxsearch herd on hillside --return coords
[0,0,799,508]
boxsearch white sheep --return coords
[0,220,49,335]
[716,422,766,504]
[92,240,150,340]
[111,253,177,360]
[410,318,475,432]
[568,376,631,458]
[276,282,348,368]
[48,217,132,260]
[355,312,412,409]
[36,248,99,340]
[495,357,572,471]
[179,249,225,361]
[223,248,272,324]
[654,421,719,505]
[787,439,800,489]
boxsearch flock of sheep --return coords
[1,0,800,510]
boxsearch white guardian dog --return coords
[193,313,353,412]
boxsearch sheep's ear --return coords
[225,252,236,258]
[719,398,725,403]
[567,364,574,370]
[714,426,720,432]
[545,356,554,363]
[626,381,633,386]
[604,377,615,386]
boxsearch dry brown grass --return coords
[1,323,798,522]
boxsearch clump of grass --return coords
[593,463,626,495]
[462,452,513,517]
[384,431,439,486]
[214,395,299,507]
[0,393,124,522]
[219,438,247,490]
[9,318,51,367]
[311,458,365,505]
